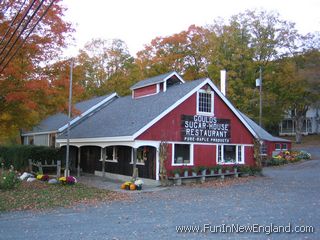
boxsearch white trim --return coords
[99,146,118,163]
[57,136,134,144]
[132,80,208,139]
[171,143,194,166]
[130,147,145,165]
[156,83,160,93]
[130,71,185,90]
[21,131,56,137]
[275,143,281,151]
[155,148,159,181]
[216,144,246,165]
[196,89,214,115]
[163,80,167,92]
[133,92,158,99]
[58,93,118,132]
[282,143,288,150]
[132,78,258,140]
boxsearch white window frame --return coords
[260,143,268,156]
[275,143,281,151]
[172,143,194,166]
[100,147,118,163]
[216,145,245,164]
[130,147,145,165]
[197,89,214,115]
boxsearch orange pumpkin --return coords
[130,184,137,190]
[120,183,126,190]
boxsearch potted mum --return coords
[134,179,143,190]
[191,167,199,176]
[172,169,180,178]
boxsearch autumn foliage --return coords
[0,5,319,143]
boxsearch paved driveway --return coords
[1,158,319,240]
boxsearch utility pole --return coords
[65,60,73,177]
[256,66,263,127]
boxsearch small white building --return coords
[279,106,320,136]
[21,93,117,147]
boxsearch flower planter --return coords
[210,170,215,175]
[184,170,188,177]
[174,173,180,178]
[218,169,222,175]
[192,172,197,177]
[201,169,207,176]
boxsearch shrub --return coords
[0,167,20,190]
[0,145,62,171]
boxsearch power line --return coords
[0,0,36,57]
[0,0,45,68]
[0,0,27,47]
[0,0,55,74]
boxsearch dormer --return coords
[130,71,185,99]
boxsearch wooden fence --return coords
[28,159,61,178]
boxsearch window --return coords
[260,143,268,155]
[173,144,193,166]
[28,136,34,145]
[131,147,146,165]
[282,143,288,150]
[217,145,244,164]
[197,89,213,114]
[275,143,281,150]
[100,147,118,162]
[49,134,56,147]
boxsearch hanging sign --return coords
[181,115,231,143]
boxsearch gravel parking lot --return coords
[1,149,319,240]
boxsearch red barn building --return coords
[52,71,290,182]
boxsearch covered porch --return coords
[58,140,160,181]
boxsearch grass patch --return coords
[0,181,128,212]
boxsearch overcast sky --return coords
[63,0,320,57]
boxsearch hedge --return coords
[0,145,62,171]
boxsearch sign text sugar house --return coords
[181,115,231,143]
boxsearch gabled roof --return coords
[58,79,205,140]
[22,93,117,136]
[130,71,184,90]
[56,72,289,144]
[239,112,291,143]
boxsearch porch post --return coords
[132,147,138,180]
[77,146,81,177]
[156,145,160,181]
[102,147,106,178]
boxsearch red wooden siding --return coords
[266,141,292,156]
[137,84,254,144]
[133,84,157,98]
[193,144,216,167]
[136,83,258,170]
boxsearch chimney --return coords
[220,70,226,96]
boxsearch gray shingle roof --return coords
[58,79,206,139]
[23,93,114,134]
[239,112,290,142]
[130,71,177,90]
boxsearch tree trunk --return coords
[295,116,304,144]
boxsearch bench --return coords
[168,171,240,186]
